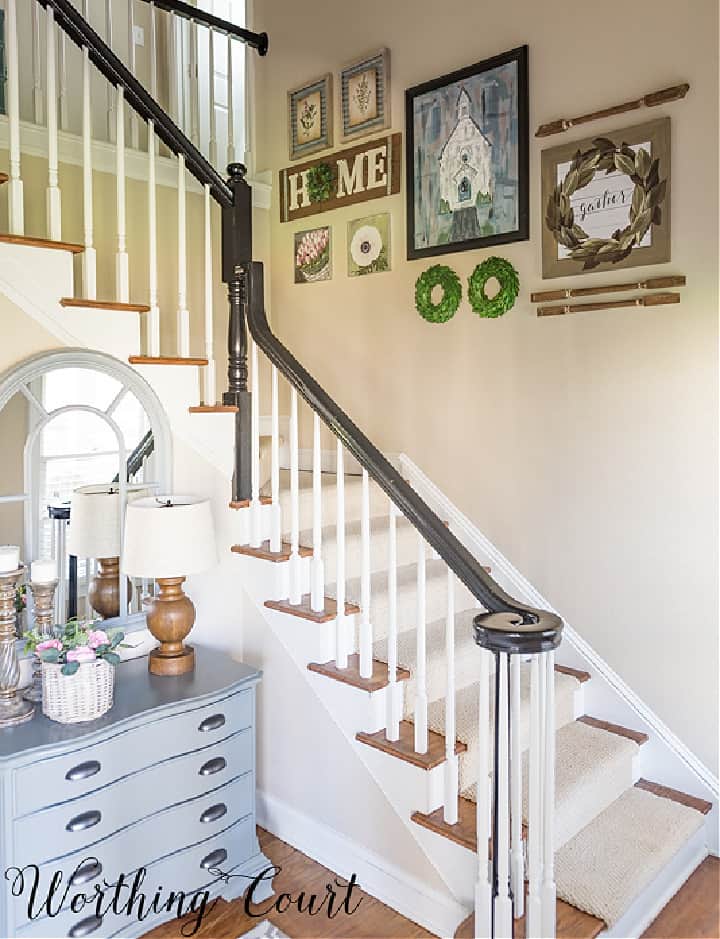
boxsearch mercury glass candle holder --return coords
[0,567,34,727]
[24,578,59,704]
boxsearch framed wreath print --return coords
[288,74,333,161]
[340,48,390,142]
[541,117,670,278]
[405,45,529,260]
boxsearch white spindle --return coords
[474,647,492,939]
[45,8,62,242]
[6,0,24,235]
[443,569,459,824]
[106,0,116,142]
[81,45,97,299]
[310,413,324,612]
[249,340,262,548]
[288,388,302,605]
[335,441,347,667]
[414,533,428,753]
[526,653,544,938]
[203,184,215,402]
[541,650,557,938]
[189,20,200,144]
[147,121,160,355]
[208,28,217,164]
[495,653,513,937]
[510,654,524,919]
[128,0,139,148]
[358,468,372,679]
[115,86,129,302]
[226,37,235,164]
[177,155,190,356]
[386,501,400,740]
[58,32,68,130]
[31,3,43,124]
[149,3,160,155]
[269,365,282,552]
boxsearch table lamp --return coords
[122,496,217,676]
[67,484,149,619]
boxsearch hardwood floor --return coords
[142,830,719,939]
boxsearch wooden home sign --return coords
[279,133,401,223]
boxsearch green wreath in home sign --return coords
[468,256,519,318]
[415,265,462,323]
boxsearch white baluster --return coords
[203,184,215,402]
[208,28,217,164]
[288,387,302,605]
[147,121,160,355]
[443,569,459,824]
[81,44,96,299]
[149,2,160,153]
[127,0,139,149]
[358,468,372,679]
[310,413,324,612]
[226,37,235,165]
[58,32,68,131]
[414,532,428,753]
[177,154,190,357]
[510,654,524,919]
[386,501,400,740]
[106,0,116,142]
[475,647,492,939]
[495,652,513,938]
[526,653,544,938]
[335,441,347,667]
[31,3,43,125]
[189,20,200,145]
[541,650,557,938]
[6,0,24,235]
[115,86,129,302]
[269,365,282,553]
[249,340,262,548]
[45,8,62,242]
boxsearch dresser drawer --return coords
[11,756,253,873]
[14,689,252,818]
[15,813,256,938]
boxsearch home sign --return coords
[279,133,401,222]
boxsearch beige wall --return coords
[252,0,719,772]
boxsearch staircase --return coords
[0,1,717,937]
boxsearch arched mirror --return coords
[0,350,172,633]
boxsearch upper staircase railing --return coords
[7,2,562,935]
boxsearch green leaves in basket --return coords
[39,648,60,663]
[110,632,124,649]
[61,660,80,676]
[103,652,121,667]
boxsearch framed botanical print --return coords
[288,74,333,161]
[541,118,671,278]
[405,45,529,260]
[340,48,391,142]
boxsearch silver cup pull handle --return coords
[68,914,103,937]
[65,760,101,782]
[199,802,227,824]
[66,810,102,832]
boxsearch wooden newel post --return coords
[222,163,253,503]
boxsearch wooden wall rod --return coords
[535,83,690,138]
[537,292,680,317]
[531,275,686,303]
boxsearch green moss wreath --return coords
[468,257,519,318]
[415,265,462,324]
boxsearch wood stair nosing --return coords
[0,173,8,184]
[356,720,467,770]
[60,297,151,313]
[0,232,84,253]
[231,541,313,563]
[229,496,272,509]
[264,594,360,623]
[308,654,411,692]
[577,714,649,745]
[128,355,209,366]
[189,404,239,413]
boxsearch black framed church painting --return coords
[405,46,529,260]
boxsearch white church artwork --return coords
[406,46,529,259]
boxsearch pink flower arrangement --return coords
[35,638,62,653]
[66,646,98,664]
[25,619,124,676]
[87,629,110,650]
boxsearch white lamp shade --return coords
[122,495,217,579]
[67,484,149,559]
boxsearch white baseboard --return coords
[257,790,468,938]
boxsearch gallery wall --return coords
[250,0,719,772]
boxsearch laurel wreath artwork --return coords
[415,265,462,323]
[468,257,519,318]
[546,136,668,271]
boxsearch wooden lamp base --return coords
[89,557,130,619]
[144,577,196,676]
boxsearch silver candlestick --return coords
[24,578,59,704]
[0,567,34,727]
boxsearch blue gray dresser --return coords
[0,647,272,938]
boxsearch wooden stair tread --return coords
[455,898,604,939]
[189,404,239,413]
[356,720,466,769]
[635,778,713,815]
[264,594,360,623]
[60,297,151,312]
[308,655,411,692]
[0,233,84,253]
[129,355,209,366]
[231,541,313,563]
[578,715,649,745]
[555,663,591,683]
[0,173,8,184]
[229,496,272,509]
[412,796,479,852]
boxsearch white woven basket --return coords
[42,659,114,724]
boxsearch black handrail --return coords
[112,430,155,483]
[135,0,268,55]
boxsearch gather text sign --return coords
[279,133,401,223]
